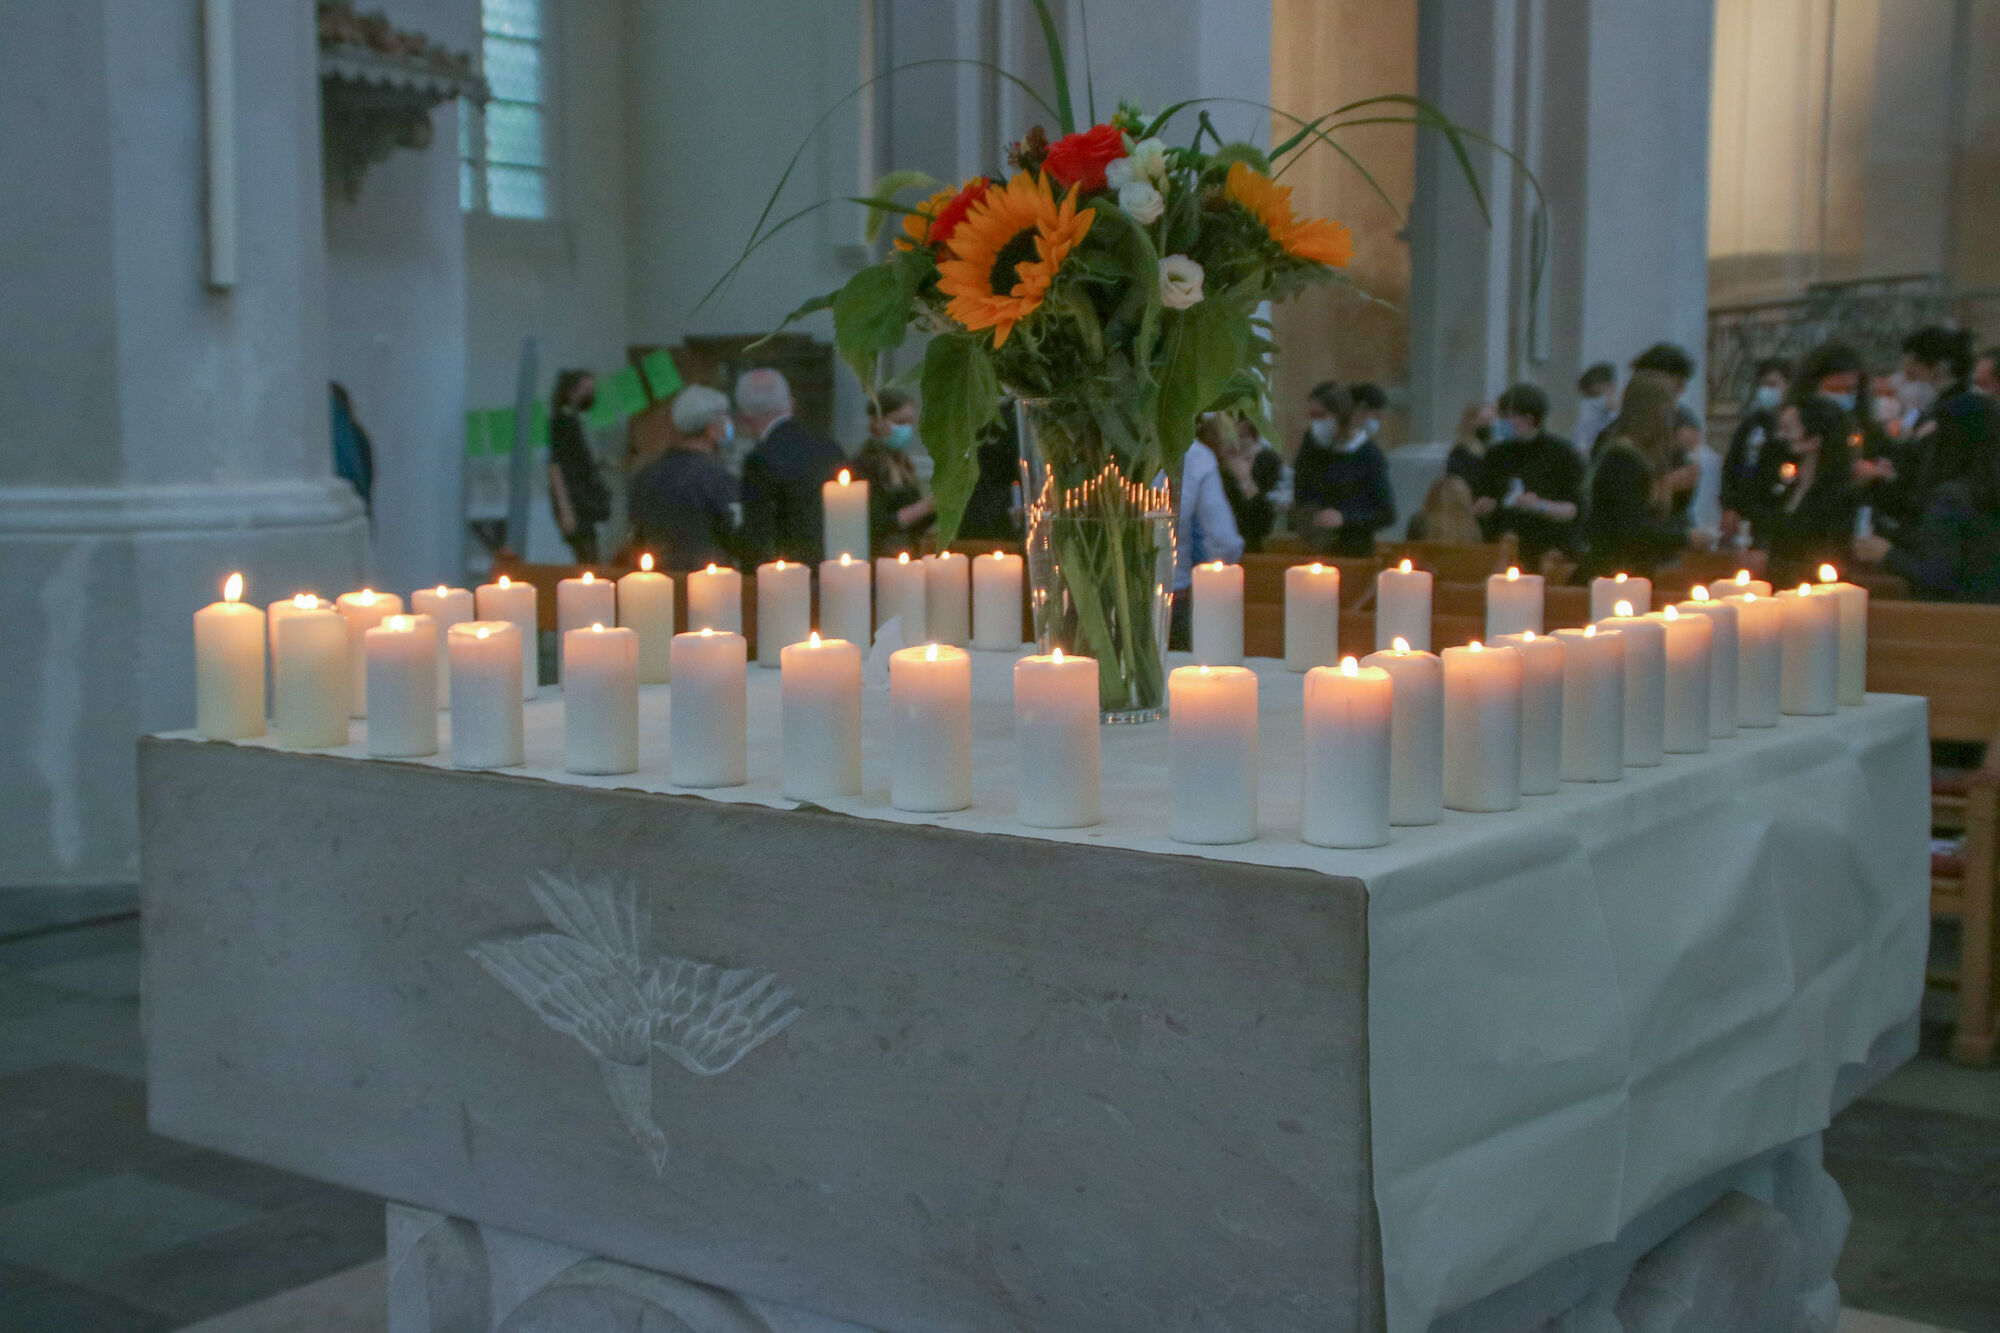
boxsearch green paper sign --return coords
[640,348,683,402]
[583,390,620,431]
[606,366,650,418]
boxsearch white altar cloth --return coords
[197,652,1929,1331]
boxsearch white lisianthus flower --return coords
[1105,156,1138,191]
[1119,181,1165,225]
[1159,254,1205,309]
[1128,137,1170,183]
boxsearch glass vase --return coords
[1016,397,1175,724]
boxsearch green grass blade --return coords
[1028,0,1076,134]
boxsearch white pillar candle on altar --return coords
[1442,642,1523,813]
[1650,606,1713,754]
[1590,572,1651,623]
[686,563,742,634]
[1778,584,1839,716]
[781,632,863,801]
[336,589,402,717]
[1729,569,1774,598]
[411,585,474,706]
[1168,664,1258,844]
[447,622,524,769]
[1603,600,1665,766]
[1493,631,1563,795]
[669,629,747,787]
[1730,593,1784,727]
[194,573,265,740]
[755,560,812,667]
[823,468,870,561]
[1284,562,1341,672]
[1486,566,1545,638]
[1191,561,1245,665]
[819,553,874,649]
[618,555,675,685]
[272,596,349,749]
[563,624,639,775]
[1375,559,1433,651]
[1813,563,1869,705]
[923,552,971,648]
[556,571,617,682]
[475,574,538,699]
[1014,649,1102,828]
[876,553,926,640]
[1359,639,1444,825]
[1554,625,1624,782]
[364,613,438,758]
[1301,657,1393,848]
[973,551,1025,651]
[890,643,973,812]
[1676,587,1739,738]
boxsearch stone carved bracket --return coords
[317,1,488,203]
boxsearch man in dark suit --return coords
[733,368,848,565]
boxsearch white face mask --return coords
[1897,379,1937,414]
[1752,385,1783,412]
[1308,418,1337,446]
[1362,417,1381,438]
[1872,395,1902,426]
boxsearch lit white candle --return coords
[755,559,812,668]
[1442,642,1523,813]
[1590,572,1652,624]
[1729,593,1784,727]
[1554,625,1623,782]
[686,563,743,634]
[1014,649,1101,828]
[336,588,403,717]
[1813,563,1869,706]
[1284,562,1341,672]
[1360,638,1444,826]
[264,591,320,716]
[1169,664,1258,844]
[447,621,524,769]
[1191,561,1245,665]
[1602,599,1665,767]
[194,572,265,739]
[563,623,639,775]
[1730,568,1774,598]
[1301,656,1393,848]
[1486,566,1545,638]
[923,552,972,648]
[781,632,863,801]
[875,552,927,640]
[1649,606,1713,754]
[1375,559,1433,651]
[1675,587,1739,739]
[475,574,538,699]
[823,467,870,561]
[556,571,617,682]
[819,552,873,649]
[1778,583,1839,716]
[364,613,438,758]
[618,554,675,685]
[669,629,747,788]
[272,594,349,749]
[972,551,1025,651]
[411,585,474,706]
[1493,631,1563,795]
[890,643,973,813]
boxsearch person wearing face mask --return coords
[1720,358,1793,544]
[1573,362,1619,459]
[1472,383,1582,565]
[628,385,744,571]
[1350,383,1389,445]
[1291,381,1396,557]
[1448,401,1496,488]
[548,369,612,563]
[1901,325,1997,505]
[850,389,935,557]
[1760,395,1859,585]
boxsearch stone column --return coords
[0,0,366,888]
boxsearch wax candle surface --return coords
[1486,567,1545,638]
[336,589,403,717]
[1590,574,1651,623]
[1650,607,1713,754]
[1730,593,1784,727]
[273,600,349,749]
[1284,563,1341,672]
[1730,571,1774,598]
[924,553,971,648]
[972,552,1025,651]
[1169,665,1258,844]
[669,630,747,787]
[1602,602,1665,766]
[819,554,874,649]
[364,614,438,757]
[618,557,675,684]
[1554,626,1623,782]
[875,554,927,641]
[823,469,870,561]
[756,560,812,667]
[1442,643,1523,812]
[1375,561,1433,651]
[686,564,743,634]
[563,624,639,774]
[1778,585,1838,716]
[1301,659,1393,848]
[1359,642,1444,825]
[1493,631,1563,795]
[1191,561,1245,665]
[781,634,863,801]
[447,622,524,768]
[556,573,617,681]
[890,644,973,812]
[475,576,538,699]
[1812,565,1868,706]
[411,586,474,706]
[194,574,265,739]
[1676,591,1739,738]
[1014,651,1101,828]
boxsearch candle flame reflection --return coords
[223,572,243,602]
[1614,599,1634,618]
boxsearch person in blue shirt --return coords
[329,383,373,517]
[1291,381,1395,556]
[1169,415,1247,651]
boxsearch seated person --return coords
[1448,401,1493,487]
[1573,361,1618,457]
[1761,395,1858,586]
[1582,372,1694,578]
[1853,452,2000,603]
[627,386,743,572]
[1216,415,1284,552]
[1474,382,1581,566]
[1169,416,1247,650]
[1291,382,1395,557]
[849,390,934,557]
[1350,382,1389,446]
[1720,357,1792,543]
[1404,475,1482,544]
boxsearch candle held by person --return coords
[890,643,973,813]
[971,551,1025,652]
[474,574,538,699]
[781,632,863,801]
[1553,625,1623,782]
[669,629,748,787]
[1485,566,1544,638]
[336,588,402,717]
[618,554,675,684]
[1191,561,1244,666]
[1301,657,1393,847]
[1492,631,1563,795]
[822,468,870,562]
[1602,600,1665,766]
[1168,664,1258,844]
[411,585,474,706]
[563,624,639,775]
[1283,562,1341,672]
[447,622,524,769]
[1358,638,1444,826]
[1375,559,1433,651]
[272,594,349,749]
[1013,648,1102,828]
[819,553,873,649]
[363,613,437,758]
[193,573,265,740]
[756,560,812,668]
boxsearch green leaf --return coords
[918,333,1001,548]
[831,260,918,389]
[1028,0,1077,135]
[861,169,942,244]
[1154,296,1250,476]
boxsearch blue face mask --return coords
[1489,417,1515,442]
[721,419,736,443]
[1825,391,1856,412]
[886,422,915,450]
[1752,385,1783,412]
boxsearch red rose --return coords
[1042,124,1126,193]
[928,177,991,248]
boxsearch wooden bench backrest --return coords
[1241,553,1377,607]
[1868,639,2000,744]
[1376,539,1516,583]
[1870,600,2000,649]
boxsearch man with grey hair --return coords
[734,367,847,564]
[628,385,742,571]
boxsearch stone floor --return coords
[0,897,1990,1332]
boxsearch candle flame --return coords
[1583,624,1597,638]
[590,622,604,633]
[223,572,243,602]
[387,615,409,631]
[1664,605,1679,621]
[809,631,821,646]
[1797,583,1812,596]
[774,559,786,571]
[898,552,910,564]
[1735,570,1751,585]
[1469,640,1483,652]
[1818,563,1838,583]
[640,553,654,572]
[1692,584,1710,601]
[1052,647,1064,663]
[925,643,939,662]
[292,593,317,610]
[581,571,594,584]
[1614,572,1628,583]
[1779,461,1797,481]
[1392,636,1410,654]
[359,588,376,604]
[498,575,512,588]
[1614,599,1634,618]
[1199,664,1211,675]
[1399,558,1413,573]
[840,553,852,566]
[700,627,715,637]
[1207,560,1225,571]
[1744,592,1758,602]
[838,468,851,485]
[706,563,718,574]
[436,585,449,597]
[475,625,490,639]
[1523,630,1536,641]
[991,550,1007,560]
[1309,562,1324,574]
[1340,655,1359,676]
[1506,566,1520,581]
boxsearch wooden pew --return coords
[1241,552,1378,607]
[1425,581,1593,630]
[1377,538,1518,583]
[1872,600,2000,650]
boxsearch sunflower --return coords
[1224,161,1353,268]
[896,184,960,251]
[937,173,1095,347]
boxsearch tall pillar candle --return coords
[823,468,870,561]
[972,551,1025,651]
[1284,562,1341,672]
[669,630,747,787]
[1301,657,1393,847]
[781,633,863,801]
[475,574,538,699]
[923,552,971,648]
[875,553,926,641]
[890,644,973,813]
[194,573,265,739]
[336,589,402,717]
[1486,566,1545,638]
[1813,564,1869,705]
[1729,569,1774,598]
[1191,561,1245,665]
[1730,593,1784,726]
[1603,601,1665,766]
[756,560,812,667]
[272,597,349,749]
[819,553,873,649]
[1442,643,1523,812]
[618,555,675,684]
[411,585,475,706]
[686,564,743,634]
[364,614,438,758]
[447,622,524,769]
[1778,584,1839,716]
[1168,665,1258,844]
[1359,640,1444,825]
[1676,588,1739,738]
[1650,607,1713,753]
[1375,560,1433,651]
[1014,650,1102,828]
[563,624,639,775]
[1590,573,1651,623]
[556,572,617,682]
[1493,631,1563,795]
[1554,626,1624,782]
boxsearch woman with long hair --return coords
[1761,394,1857,585]
[549,368,611,563]
[1405,475,1483,544]
[1581,371,1695,578]
[849,390,934,556]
